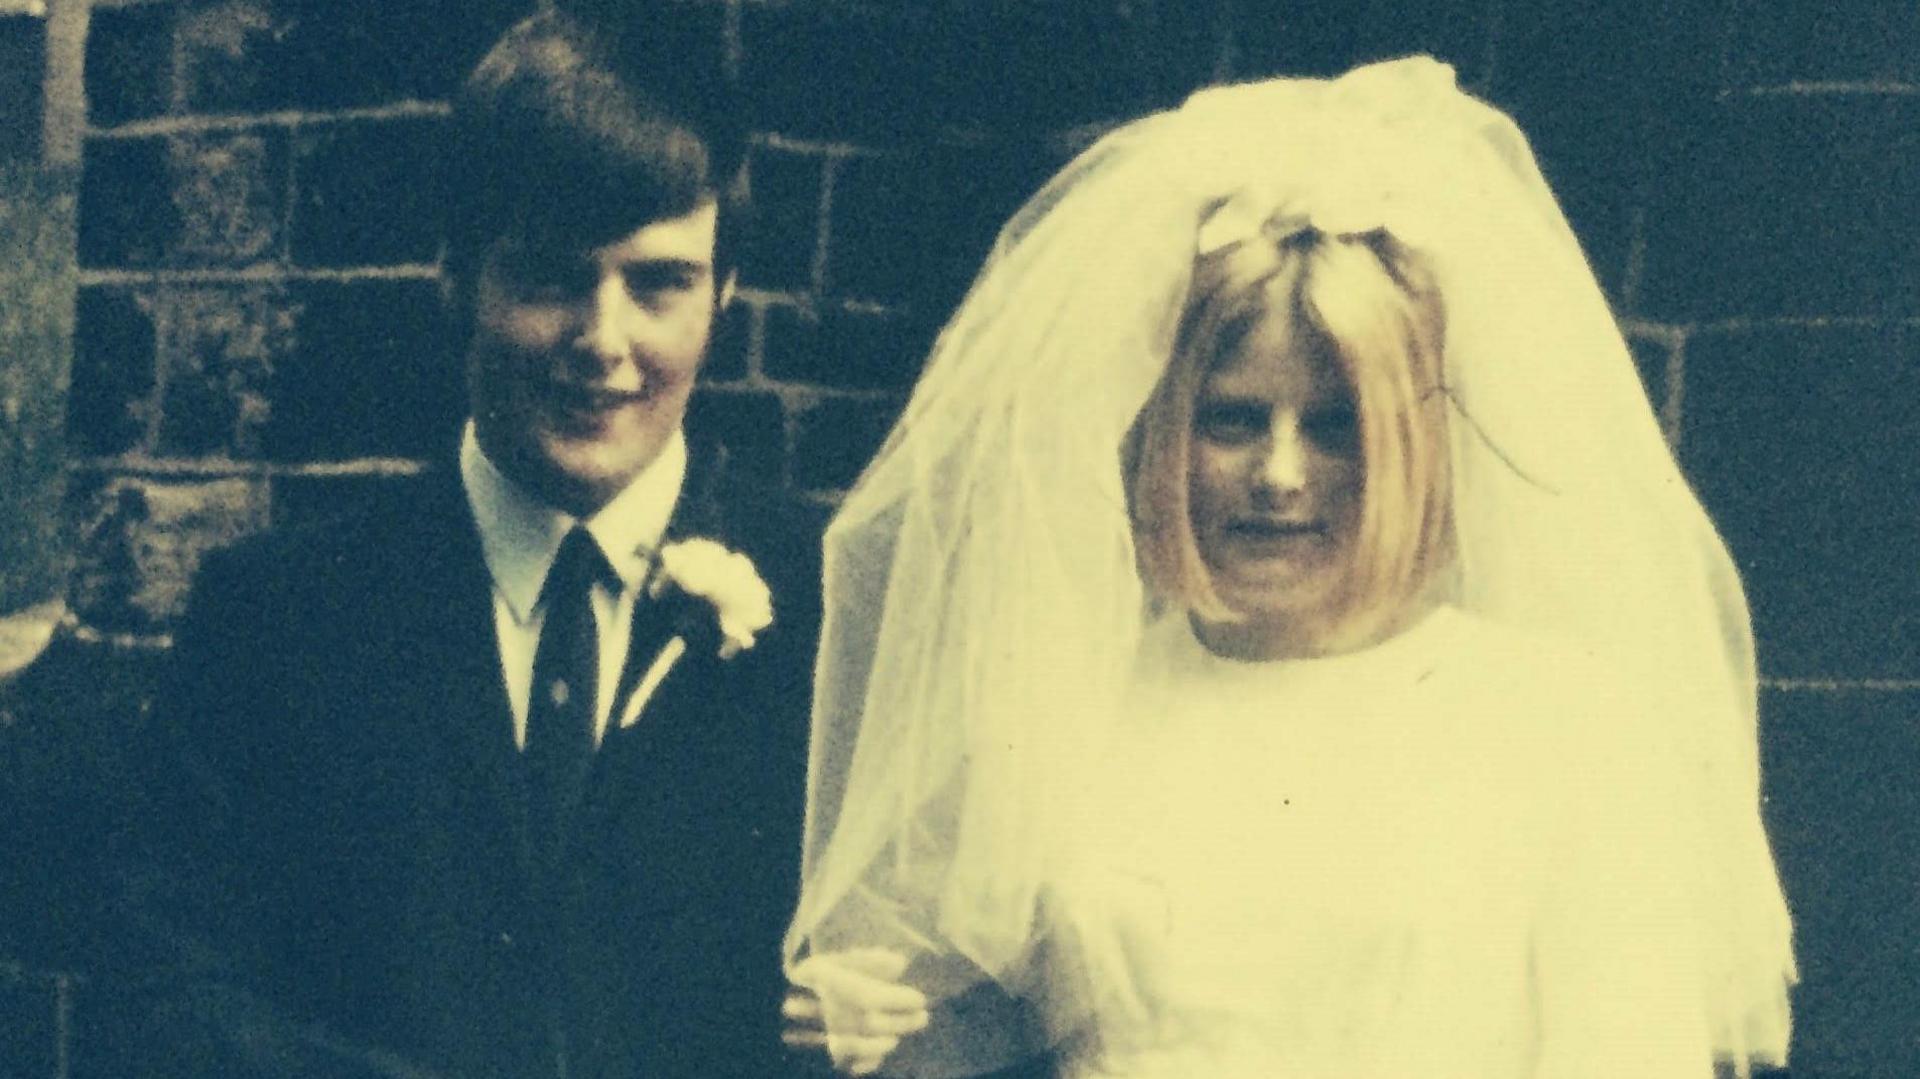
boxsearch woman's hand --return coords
[783,948,930,1075]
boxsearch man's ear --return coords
[717,269,738,310]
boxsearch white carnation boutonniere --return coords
[615,538,774,731]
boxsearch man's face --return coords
[466,200,724,516]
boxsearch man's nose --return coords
[570,273,632,364]
[1256,421,1308,494]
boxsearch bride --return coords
[783,57,1795,1078]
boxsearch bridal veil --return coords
[785,57,1795,1073]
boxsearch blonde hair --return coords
[1127,226,1455,648]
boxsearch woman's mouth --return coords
[1224,518,1328,555]
[1229,518,1325,538]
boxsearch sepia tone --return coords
[2,0,1915,1075]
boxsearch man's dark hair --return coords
[444,10,748,306]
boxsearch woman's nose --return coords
[1256,421,1308,494]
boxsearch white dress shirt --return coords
[459,422,688,748]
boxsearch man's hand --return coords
[783,948,930,1076]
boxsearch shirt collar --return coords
[460,422,689,624]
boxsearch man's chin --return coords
[542,452,649,510]
[489,435,647,515]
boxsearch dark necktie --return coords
[524,526,611,874]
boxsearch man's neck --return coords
[460,423,689,610]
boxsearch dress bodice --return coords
[1046,607,1716,1079]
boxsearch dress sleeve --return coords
[1529,664,1719,1078]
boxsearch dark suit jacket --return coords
[138,441,826,1079]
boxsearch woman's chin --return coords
[1211,565,1332,618]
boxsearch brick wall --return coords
[1653,5,1920,1074]
[4,0,1916,1075]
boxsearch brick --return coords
[1108,1,1223,107]
[0,964,59,1079]
[1680,324,1920,680]
[791,395,901,493]
[167,130,288,268]
[1561,196,1634,308]
[265,278,461,462]
[66,472,270,632]
[86,2,175,127]
[1489,0,1723,110]
[763,303,934,394]
[177,0,293,114]
[922,1,1210,129]
[282,0,548,108]
[1638,94,1920,322]
[291,116,448,268]
[740,145,822,294]
[1726,0,1920,88]
[702,297,751,385]
[79,130,289,270]
[686,387,786,489]
[825,141,1063,312]
[78,135,176,268]
[0,14,45,163]
[739,5,933,140]
[1488,0,1723,307]
[1233,0,1495,84]
[1760,687,1920,1076]
[742,2,1205,140]
[182,0,529,113]
[70,287,159,457]
[151,285,293,459]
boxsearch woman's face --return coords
[1188,310,1364,643]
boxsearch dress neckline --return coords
[1171,603,1460,680]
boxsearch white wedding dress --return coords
[1047,606,1720,1078]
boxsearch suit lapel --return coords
[399,469,532,875]
[605,435,730,739]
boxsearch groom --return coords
[138,11,847,1078]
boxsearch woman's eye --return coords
[1195,403,1267,444]
[1303,406,1359,452]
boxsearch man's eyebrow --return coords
[613,255,711,273]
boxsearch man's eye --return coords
[621,266,701,297]
[1194,403,1267,444]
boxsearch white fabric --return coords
[459,421,687,745]
[1053,606,1713,1078]
[786,56,1794,1077]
